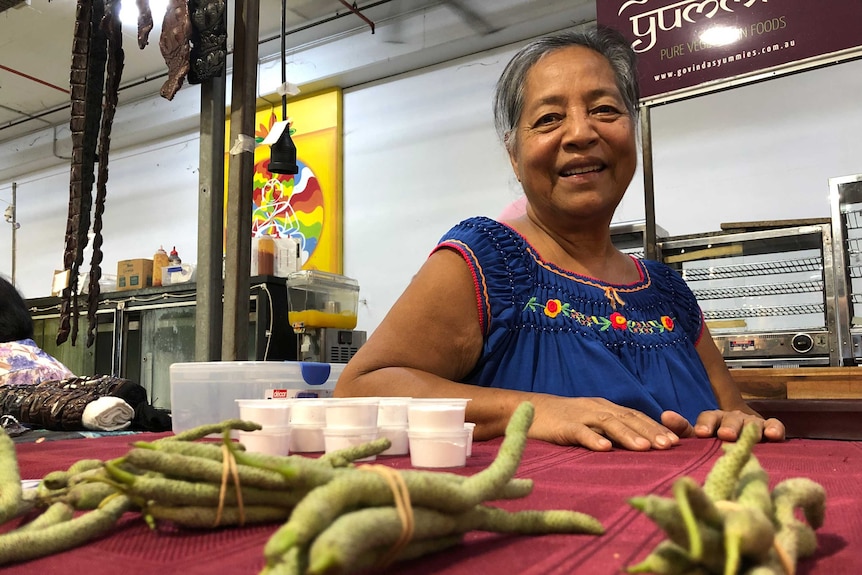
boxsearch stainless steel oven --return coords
[658,222,839,367]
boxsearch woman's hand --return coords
[661,409,786,443]
[528,395,680,452]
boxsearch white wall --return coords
[649,60,862,235]
[1,32,861,337]
[0,131,201,301]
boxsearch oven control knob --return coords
[791,333,814,354]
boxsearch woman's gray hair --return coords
[493,26,640,152]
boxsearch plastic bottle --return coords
[257,235,275,276]
[152,246,169,286]
[169,246,182,266]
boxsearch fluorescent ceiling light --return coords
[699,26,743,47]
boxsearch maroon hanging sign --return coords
[597,0,862,100]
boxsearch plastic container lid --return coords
[287,270,359,291]
[300,362,332,386]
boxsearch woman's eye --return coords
[593,105,622,116]
[534,114,559,127]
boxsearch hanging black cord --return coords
[281,0,287,121]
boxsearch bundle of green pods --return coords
[627,423,826,575]
[0,402,605,575]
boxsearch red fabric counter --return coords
[7,433,862,575]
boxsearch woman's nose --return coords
[562,113,598,148]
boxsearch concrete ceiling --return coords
[0,0,597,151]
[0,0,398,142]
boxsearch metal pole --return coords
[222,0,260,360]
[639,106,658,261]
[196,66,227,361]
[11,182,16,287]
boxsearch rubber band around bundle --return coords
[215,443,245,527]
[359,464,414,568]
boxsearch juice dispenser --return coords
[286,271,366,362]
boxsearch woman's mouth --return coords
[560,163,604,177]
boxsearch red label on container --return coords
[271,389,289,399]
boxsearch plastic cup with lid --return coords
[464,422,476,457]
[407,398,470,431]
[322,426,380,461]
[324,397,379,429]
[408,428,470,468]
[378,425,409,456]
[289,398,328,426]
[235,399,291,428]
[377,397,410,427]
[237,428,292,456]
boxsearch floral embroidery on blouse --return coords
[524,297,675,334]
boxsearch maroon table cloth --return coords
[6,433,862,575]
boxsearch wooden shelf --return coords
[730,367,862,400]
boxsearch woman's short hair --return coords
[493,25,639,152]
[0,276,34,342]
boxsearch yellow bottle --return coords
[152,246,169,286]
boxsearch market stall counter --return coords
[6,432,862,575]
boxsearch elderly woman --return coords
[335,27,785,450]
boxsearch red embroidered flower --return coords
[544,299,562,318]
[661,315,674,331]
[610,312,627,330]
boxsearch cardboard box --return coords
[116,258,153,291]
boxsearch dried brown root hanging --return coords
[159,0,193,100]
[85,0,125,347]
[136,0,154,49]
[59,0,108,346]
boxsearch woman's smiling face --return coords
[508,46,637,225]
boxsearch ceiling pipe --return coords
[337,0,375,34]
[0,63,70,94]
[0,0,402,135]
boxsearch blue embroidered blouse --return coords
[434,216,719,424]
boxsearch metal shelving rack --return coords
[610,219,668,259]
[829,173,862,364]
[658,223,839,367]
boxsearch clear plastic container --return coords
[287,270,359,329]
[169,361,345,434]
[290,423,325,453]
[464,422,476,457]
[377,398,409,426]
[323,426,379,461]
[408,428,469,468]
[235,399,291,428]
[238,428,292,456]
[379,425,409,456]
[407,398,470,431]
[290,398,328,425]
[325,398,379,428]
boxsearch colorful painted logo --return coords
[252,157,324,265]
